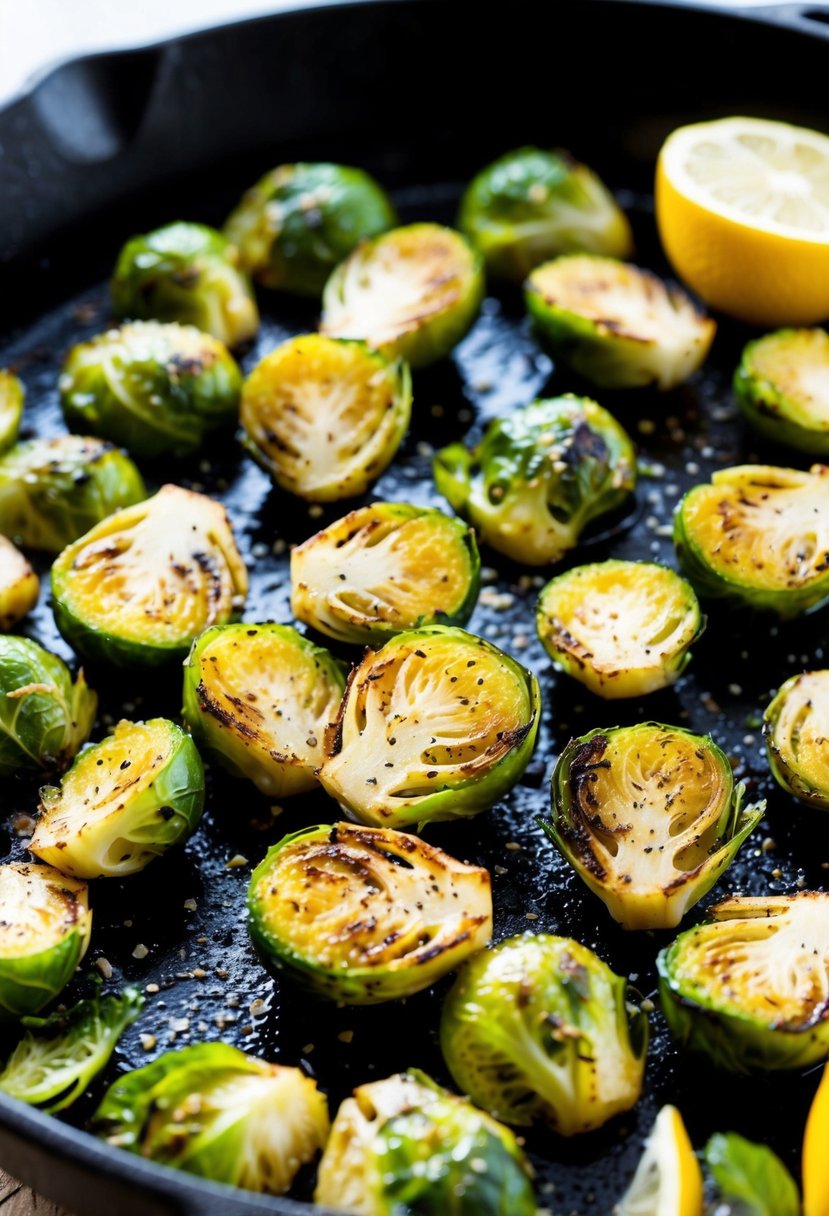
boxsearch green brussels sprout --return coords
[674,464,829,618]
[111,221,259,348]
[60,321,242,459]
[248,822,492,1004]
[658,893,829,1071]
[525,254,715,389]
[542,724,764,930]
[458,146,633,282]
[434,395,636,566]
[94,1042,329,1194]
[0,862,91,1017]
[318,625,540,830]
[536,559,704,699]
[32,718,204,879]
[0,435,146,553]
[440,933,647,1136]
[315,1069,536,1215]
[51,484,248,667]
[240,334,411,502]
[0,536,38,631]
[224,161,397,296]
[765,670,829,809]
[0,986,143,1113]
[704,1132,800,1216]
[734,328,829,455]
[290,502,480,644]
[0,371,23,453]
[182,622,344,797]
[0,636,96,778]
[321,223,484,368]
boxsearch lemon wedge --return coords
[804,1063,829,1216]
[656,116,829,326]
[617,1105,703,1216]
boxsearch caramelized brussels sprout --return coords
[248,822,492,1004]
[240,335,411,501]
[0,371,23,453]
[525,255,715,389]
[290,502,480,644]
[0,987,143,1113]
[182,622,344,797]
[94,1043,329,1194]
[434,395,636,566]
[0,637,96,778]
[315,1070,535,1215]
[674,464,829,617]
[459,146,632,282]
[543,724,764,930]
[0,435,146,553]
[441,933,647,1136]
[0,536,38,630]
[51,484,248,667]
[32,718,204,879]
[60,321,242,458]
[617,1105,703,1216]
[765,670,829,809]
[704,1132,800,1216]
[319,625,540,829]
[111,221,259,348]
[0,863,91,1017]
[536,559,703,698]
[321,223,484,368]
[224,161,396,296]
[734,328,829,455]
[658,893,829,1071]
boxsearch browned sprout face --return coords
[0,535,38,630]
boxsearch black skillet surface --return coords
[1,3,829,1214]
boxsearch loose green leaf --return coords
[0,987,143,1112]
[704,1132,800,1216]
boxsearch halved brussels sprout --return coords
[536,559,703,698]
[0,862,91,1017]
[240,335,411,502]
[94,1042,329,1194]
[111,221,259,348]
[290,502,480,644]
[765,670,829,809]
[440,933,647,1136]
[658,893,829,1071]
[248,822,492,1004]
[321,223,484,368]
[0,371,23,453]
[0,987,143,1113]
[51,484,248,667]
[458,146,633,282]
[434,395,636,566]
[704,1132,800,1216]
[32,718,205,879]
[60,321,242,458]
[674,464,829,617]
[182,622,344,797]
[543,724,764,930]
[0,536,38,630]
[0,435,146,553]
[0,636,96,778]
[525,255,715,390]
[734,328,829,455]
[315,1069,535,1215]
[319,625,540,829]
[224,161,397,296]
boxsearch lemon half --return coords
[656,116,829,326]
[617,1105,703,1216]
[804,1063,829,1216]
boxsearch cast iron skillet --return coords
[2,2,829,1212]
